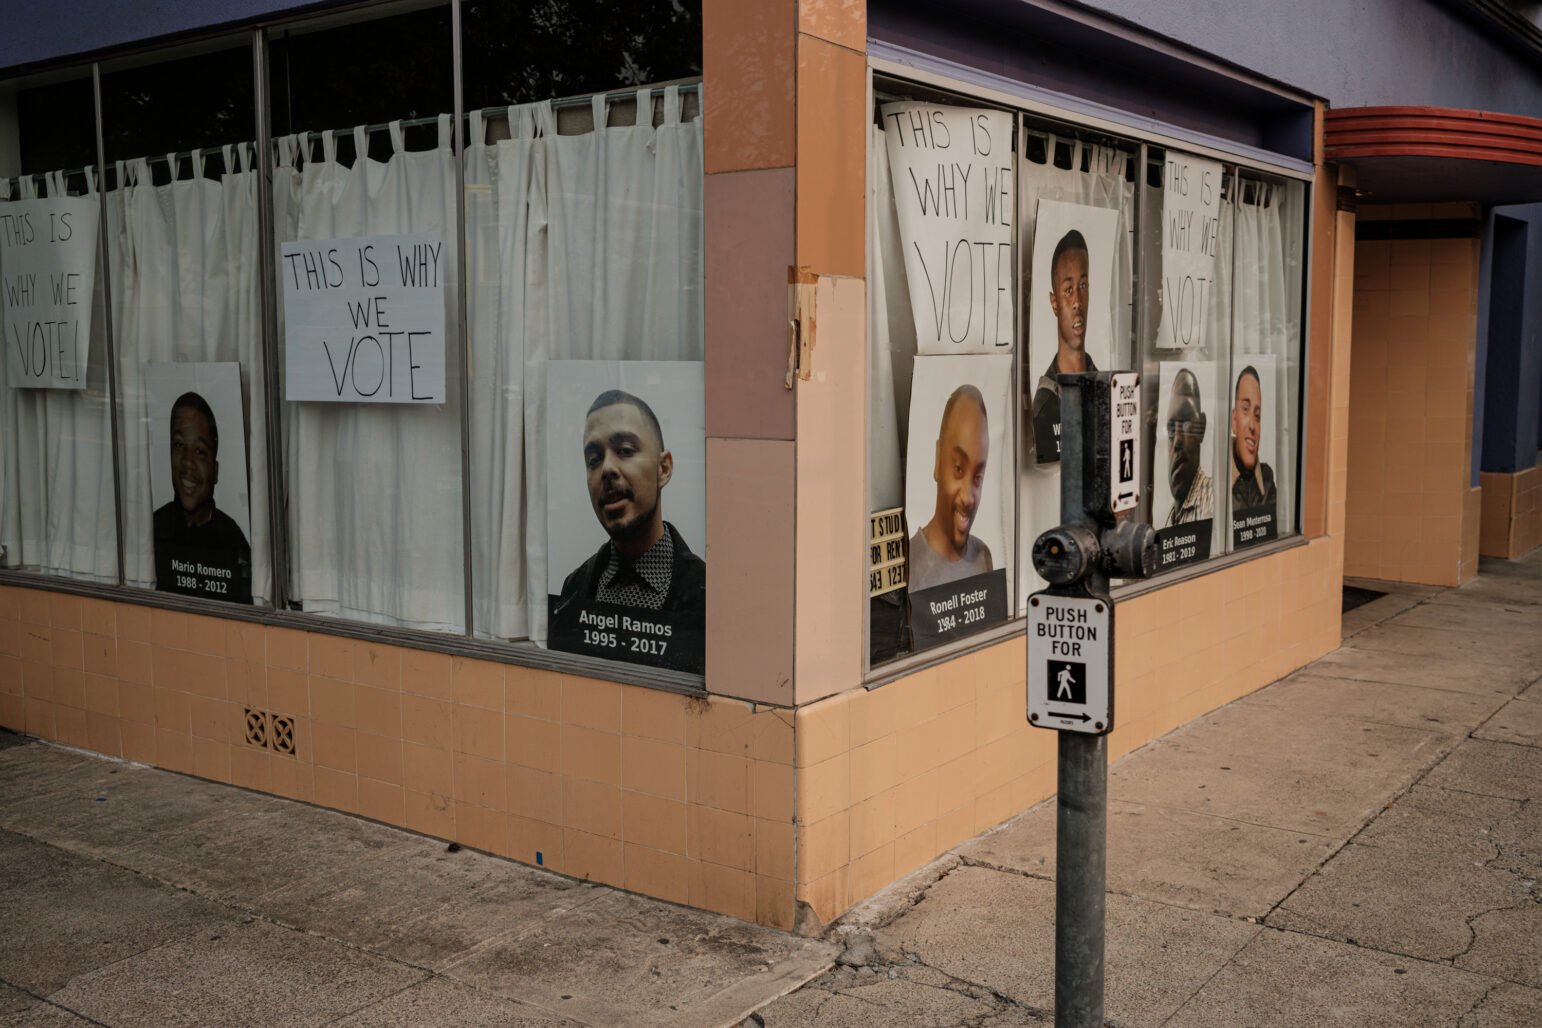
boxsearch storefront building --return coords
[1,0,1538,931]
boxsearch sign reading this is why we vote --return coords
[882,103,1015,354]
[2,197,101,390]
[1156,154,1223,350]
[282,232,445,403]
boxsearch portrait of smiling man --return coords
[552,388,705,618]
[151,389,253,604]
[1230,364,1276,512]
[908,383,993,593]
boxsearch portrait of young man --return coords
[907,383,993,593]
[1230,364,1277,513]
[546,375,706,674]
[553,389,705,616]
[152,390,254,604]
[1031,228,1097,465]
[1164,367,1214,527]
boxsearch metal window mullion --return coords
[452,0,474,637]
[1012,111,1026,613]
[1132,141,1149,525]
[1294,180,1314,535]
[91,62,126,588]
[252,29,289,611]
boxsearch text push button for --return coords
[1027,592,1112,734]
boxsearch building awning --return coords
[1325,106,1542,205]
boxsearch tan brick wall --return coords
[0,591,798,929]
[793,536,1345,925]
[1345,234,1480,586]
[1480,465,1542,559]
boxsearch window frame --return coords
[0,0,711,696]
[862,53,1316,683]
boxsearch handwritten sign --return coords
[881,103,1014,355]
[2,197,100,390]
[281,232,445,403]
[1156,155,1222,350]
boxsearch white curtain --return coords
[1233,179,1296,529]
[0,171,117,583]
[867,125,909,513]
[468,86,704,642]
[3,85,702,636]
[109,146,272,602]
[275,117,465,631]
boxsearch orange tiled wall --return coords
[1344,232,1481,586]
[793,535,1345,924]
[0,588,797,928]
[1480,465,1542,559]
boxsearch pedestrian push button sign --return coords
[1110,371,1140,514]
[1027,592,1111,734]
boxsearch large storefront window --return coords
[0,1,707,683]
[0,67,116,584]
[462,38,705,672]
[269,4,464,631]
[101,38,268,607]
[867,75,1310,673]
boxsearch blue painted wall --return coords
[1479,204,1542,474]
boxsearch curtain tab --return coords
[468,109,485,148]
[437,112,452,151]
[663,85,681,126]
[534,100,557,138]
[389,119,406,154]
[634,88,651,128]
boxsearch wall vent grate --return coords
[243,708,297,757]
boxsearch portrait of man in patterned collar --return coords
[554,389,705,616]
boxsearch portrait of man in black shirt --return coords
[152,391,253,604]
[1031,229,1098,464]
[548,386,706,673]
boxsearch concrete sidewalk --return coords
[1,552,1538,1027]
[757,550,1542,1026]
[0,737,836,1027]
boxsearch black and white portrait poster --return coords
[903,354,1012,651]
[1026,199,1119,465]
[1152,361,1218,571]
[1228,355,1279,550]
[545,360,706,673]
[145,362,253,604]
